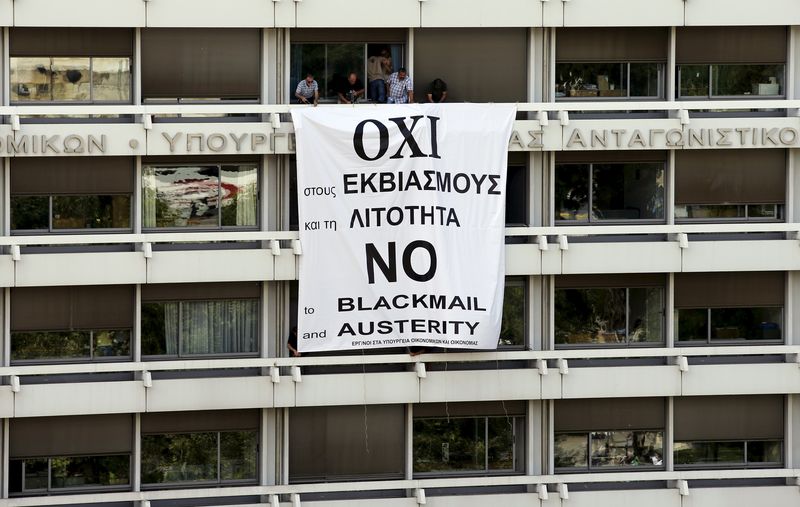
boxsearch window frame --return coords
[674,203,784,223]
[555,62,665,101]
[10,56,132,105]
[10,328,132,364]
[554,161,667,225]
[554,286,666,348]
[674,306,784,345]
[555,429,666,473]
[10,193,133,235]
[141,297,261,360]
[673,439,784,469]
[412,414,525,477]
[14,454,131,495]
[141,162,260,232]
[140,429,259,488]
[677,63,786,100]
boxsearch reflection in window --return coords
[675,307,782,343]
[11,330,131,362]
[9,455,130,494]
[674,440,782,467]
[141,299,258,357]
[678,64,784,98]
[555,163,665,222]
[11,57,131,103]
[556,431,664,471]
[141,431,257,485]
[290,43,404,102]
[556,63,663,99]
[413,416,523,474]
[142,164,258,229]
[675,204,782,222]
[555,287,664,346]
[11,195,131,232]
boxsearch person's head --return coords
[305,73,314,84]
[380,49,390,58]
[348,72,358,85]
[398,67,407,80]
[291,326,298,336]
[433,78,445,87]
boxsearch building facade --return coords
[0,1,795,506]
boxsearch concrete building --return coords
[0,1,794,506]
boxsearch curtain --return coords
[180,299,257,355]
[164,302,179,355]
[221,165,258,227]
[142,166,157,228]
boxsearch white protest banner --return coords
[292,104,516,352]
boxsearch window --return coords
[141,431,257,485]
[141,299,259,357]
[9,28,132,105]
[10,286,134,363]
[674,272,784,345]
[678,64,784,98]
[290,42,404,101]
[414,415,524,474]
[555,398,665,473]
[676,26,786,100]
[141,29,260,102]
[11,157,134,234]
[556,63,663,99]
[555,28,667,101]
[674,150,785,223]
[10,456,130,494]
[555,431,663,470]
[555,276,664,346]
[674,396,784,469]
[9,414,133,496]
[290,405,405,483]
[142,163,258,229]
[500,278,526,347]
[11,57,130,103]
[555,162,665,222]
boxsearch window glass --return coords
[10,196,49,230]
[10,57,52,101]
[628,288,663,344]
[487,418,515,470]
[592,163,664,221]
[674,441,745,465]
[220,431,259,481]
[220,165,258,227]
[675,204,745,220]
[142,432,218,484]
[93,330,131,358]
[21,459,48,492]
[679,65,710,97]
[554,433,587,468]
[676,308,709,342]
[589,431,663,468]
[414,417,486,473]
[142,300,258,357]
[291,44,363,101]
[555,164,589,221]
[91,57,131,102]
[499,280,525,347]
[556,63,627,98]
[11,331,91,361]
[712,64,783,97]
[52,195,131,230]
[50,455,129,489]
[505,166,527,226]
[630,63,661,97]
[746,440,782,464]
[555,288,626,345]
[748,204,780,219]
[51,57,90,101]
[710,307,782,341]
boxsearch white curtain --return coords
[180,299,258,355]
[164,302,179,355]
[221,166,258,226]
[142,167,158,228]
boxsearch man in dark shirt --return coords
[287,327,301,357]
[427,78,448,103]
[337,72,365,104]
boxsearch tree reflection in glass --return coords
[555,288,626,344]
[142,433,218,484]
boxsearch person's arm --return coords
[287,341,301,357]
[355,85,365,98]
[294,84,308,103]
[313,89,319,106]
[337,91,350,104]
[407,80,414,103]
[426,92,434,103]
[439,91,447,103]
